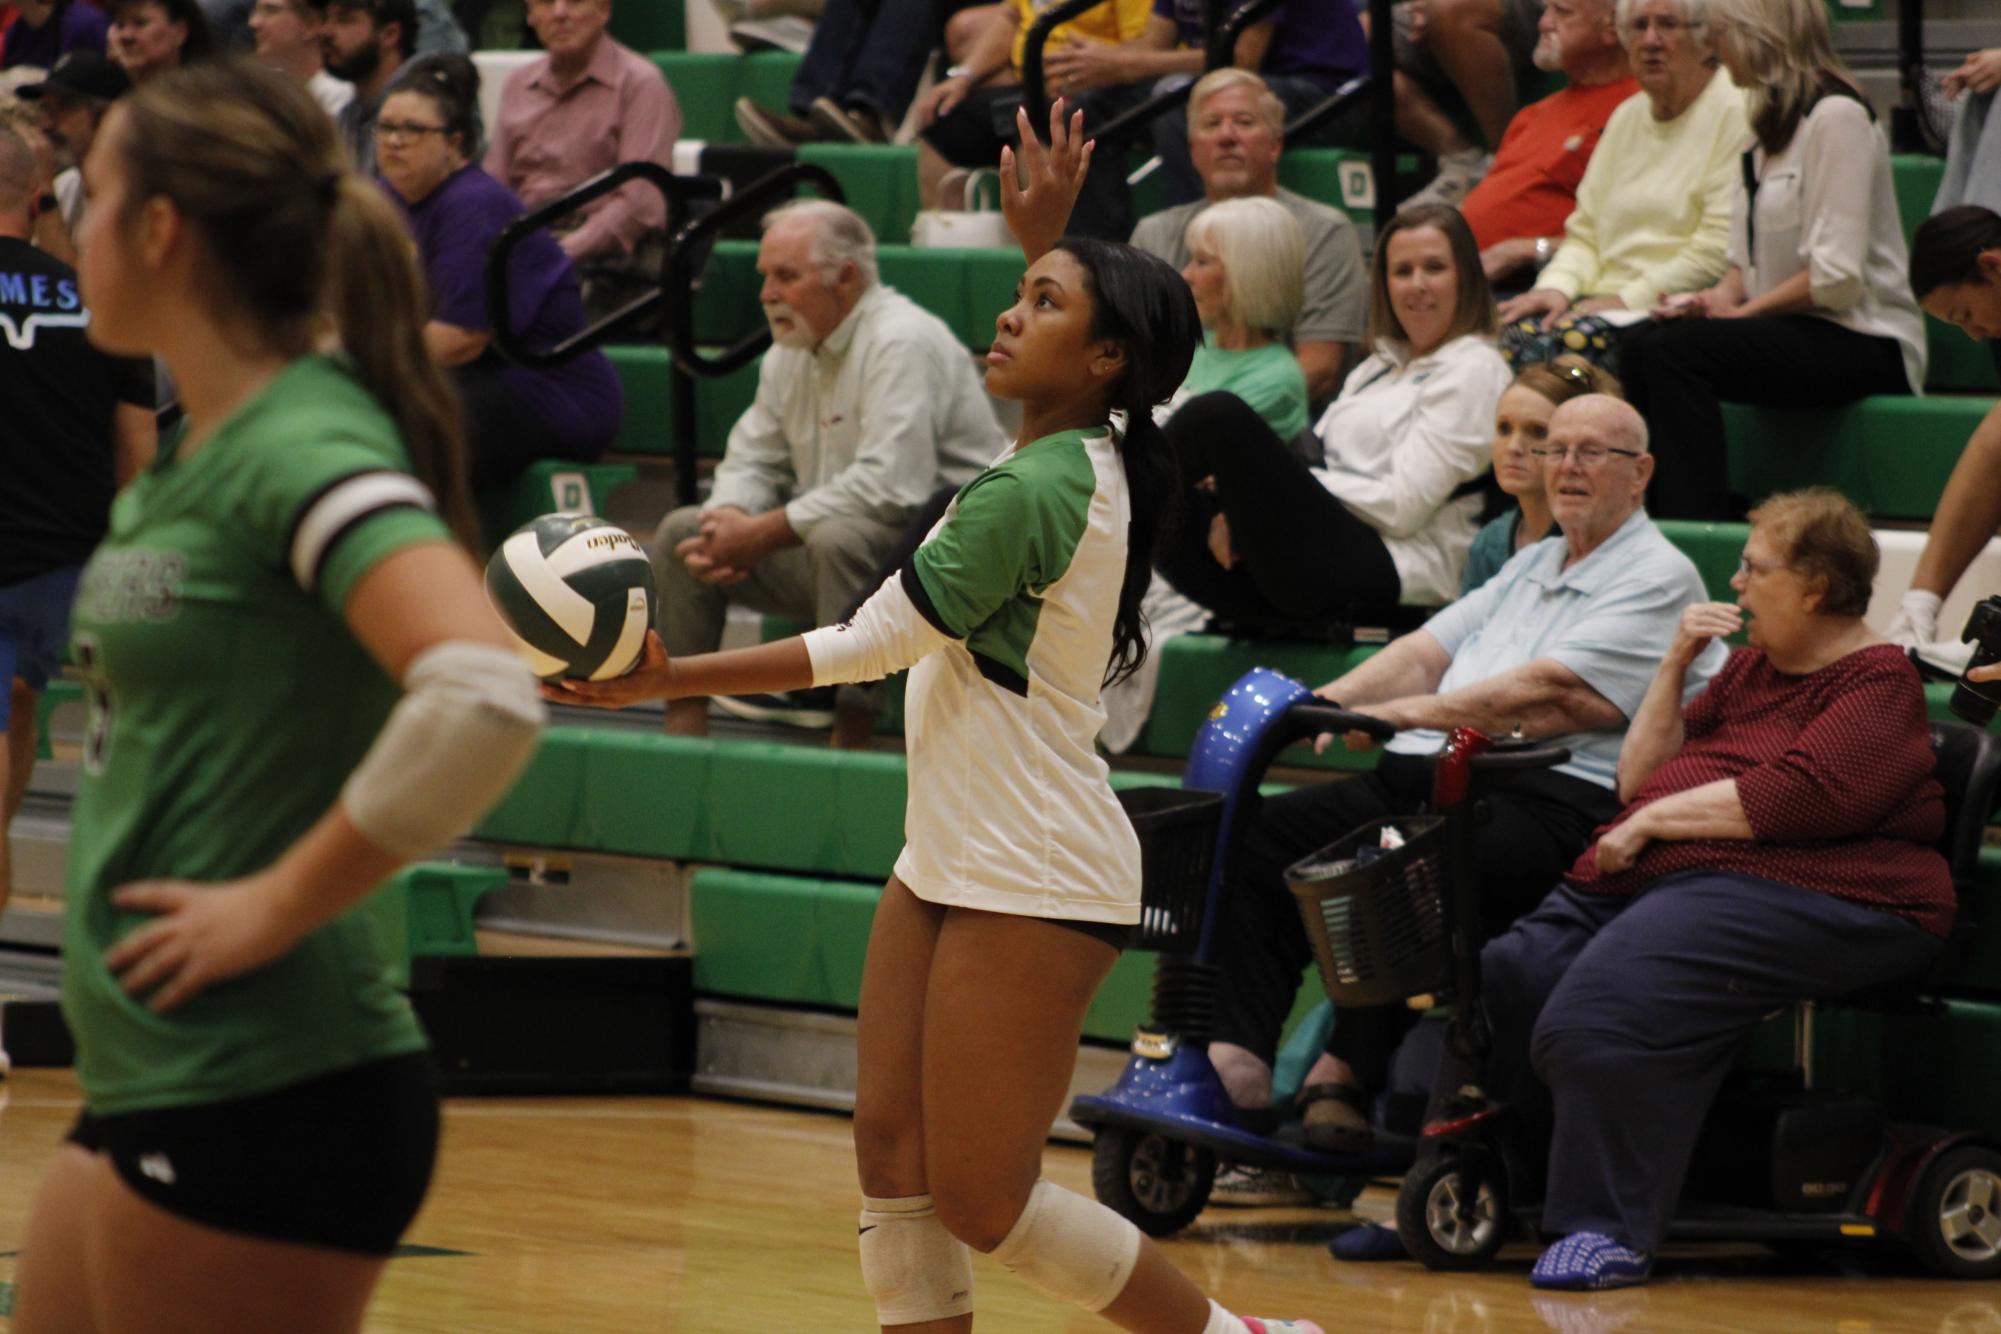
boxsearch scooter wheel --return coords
[1090,1127,1216,1237]
[1396,1153,1507,1271]
[1909,1144,2001,1279]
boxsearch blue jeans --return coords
[1456,874,1939,1254]
[0,564,82,730]
[790,0,979,122]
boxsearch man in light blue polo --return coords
[1203,394,1725,1201]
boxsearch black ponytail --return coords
[1052,238,1202,687]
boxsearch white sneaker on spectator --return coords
[1404,149,1492,210]
[729,15,816,54]
[1211,1164,1316,1207]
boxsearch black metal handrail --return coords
[1021,0,1252,148]
[655,161,845,504]
[662,162,843,380]
[485,161,721,369]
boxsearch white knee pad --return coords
[989,1180,1142,1314]
[858,1194,975,1325]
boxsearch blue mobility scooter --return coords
[1083,667,1570,1236]
[1395,719,2001,1279]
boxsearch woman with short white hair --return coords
[1163,195,1309,440]
[1620,0,1925,519]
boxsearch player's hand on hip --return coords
[541,631,675,709]
[106,875,303,1014]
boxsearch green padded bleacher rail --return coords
[647,50,803,145]
[475,458,637,545]
[686,867,1300,1044]
[475,728,1176,879]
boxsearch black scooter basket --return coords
[1117,786,1226,952]
[1286,814,1454,1006]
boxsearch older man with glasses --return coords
[1204,393,1727,1211]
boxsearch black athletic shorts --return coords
[67,1050,439,1255]
[1049,917,1130,952]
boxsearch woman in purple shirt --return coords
[374,54,623,490]
[1,0,110,71]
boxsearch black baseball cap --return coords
[18,51,133,103]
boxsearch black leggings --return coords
[1156,392,1400,621]
[1620,314,1910,521]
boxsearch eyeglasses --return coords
[1736,555,1790,578]
[1528,444,1644,468]
[374,120,448,143]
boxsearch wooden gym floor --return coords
[1,1068,1996,1332]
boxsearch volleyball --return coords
[485,514,656,681]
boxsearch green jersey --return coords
[64,355,449,1115]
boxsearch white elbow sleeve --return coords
[803,569,953,685]
[341,640,547,860]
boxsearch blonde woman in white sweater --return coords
[1496,0,1750,370]
[1618,0,1924,519]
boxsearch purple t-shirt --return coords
[1151,0,1364,89]
[395,164,622,449]
[2,2,111,70]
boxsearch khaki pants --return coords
[651,505,903,713]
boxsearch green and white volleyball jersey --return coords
[804,428,1141,924]
[63,355,449,1116]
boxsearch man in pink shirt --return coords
[485,0,680,265]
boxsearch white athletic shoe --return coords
[1404,149,1492,209]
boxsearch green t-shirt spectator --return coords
[1164,337,1310,443]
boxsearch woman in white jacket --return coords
[1618,0,1925,520]
[1156,203,1513,618]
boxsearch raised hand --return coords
[1000,98,1094,263]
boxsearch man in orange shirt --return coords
[1461,0,1634,288]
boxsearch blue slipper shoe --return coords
[1529,1232,1653,1290]
[1328,1223,1410,1262]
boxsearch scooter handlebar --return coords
[1468,743,1572,772]
[1286,701,1399,743]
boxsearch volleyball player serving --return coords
[550,102,1323,1334]
[11,62,543,1333]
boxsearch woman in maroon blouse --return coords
[1467,488,1952,1291]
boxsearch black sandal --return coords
[1295,1081,1374,1152]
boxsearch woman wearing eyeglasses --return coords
[375,53,622,490]
[1619,0,1925,521]
[1428,486,1949,1290]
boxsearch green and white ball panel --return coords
[485,514,655,681]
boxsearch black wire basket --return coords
[1285,814,1454,1006]
[1116,786,1226,952]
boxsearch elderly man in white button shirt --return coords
[651,199,1002,747]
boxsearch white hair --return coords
[1182,196,1304,335]
[1614,0,1709,37]
[761,198,878,289]
[1184,67,1286,136]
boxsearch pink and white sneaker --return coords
[1244,1321,1327,1334]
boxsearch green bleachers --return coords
[797,145,923,246]
[604,344,759,459]
[611,0,685,50]
[1721,395,1993,522]
[646,50,802,145]
[651,52,743,144]
[476,458,637,544]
